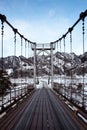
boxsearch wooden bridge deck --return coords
[0,87,86,130]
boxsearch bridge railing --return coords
[52,9,87,112]
[0,14,36,112]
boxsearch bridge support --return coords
[32,43,55,87]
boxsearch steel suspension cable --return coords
[70,30,73,101]
[20,35,23,97]
[28,42,32,85]
[25,39,27,94]
[28,41,30,58]
[26,41,29,92]
[1,19,4,109]
[28,41,30,85]
[57,41,60,86]
[82,18,85,109]
[55,41,57,53]
[59,39,61,86]
[13,29,17,100]
[63,35,66,97]
[57,41,58,50]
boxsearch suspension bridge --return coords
[0,10,87,130]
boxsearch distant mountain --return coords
[0,56,34,78]
[0,56,33,69]
[0,52,87,77]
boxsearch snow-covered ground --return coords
[53,75,87,110]
[0,77,34,110]
[0,75,87,111]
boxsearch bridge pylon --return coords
[31,43,55,88]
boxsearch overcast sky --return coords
[0,0,87,56]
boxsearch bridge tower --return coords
[31,43,55,88]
